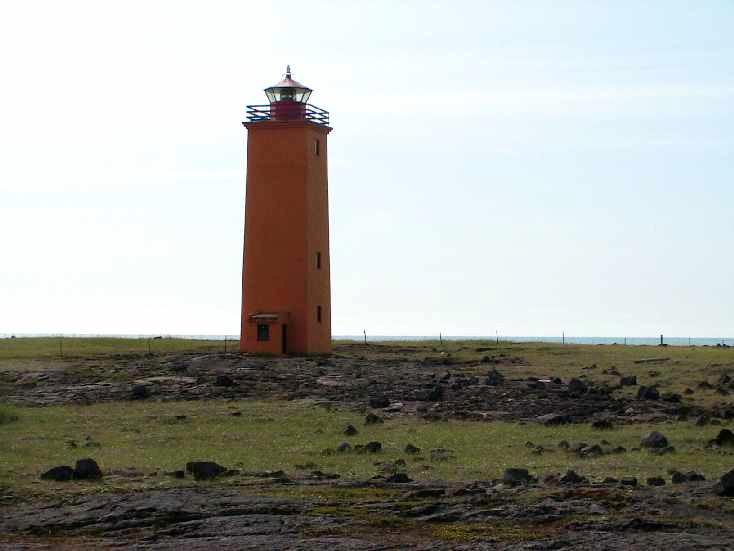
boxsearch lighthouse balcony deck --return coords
[245,103,330,126]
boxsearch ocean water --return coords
[1,334,732,347]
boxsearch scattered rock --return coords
[386,473,412,483]
[214,374,235,387]
[40,465,75,481]
[716,469,734,496]
[568,378,588,396]
[620,477,638,487]
[369,396,389,409]
[131,384,150,400]
[591,419,614,430]
[637,386,660,400]
[647,477,665,486]
[503,468,535,486]
[537,413,570,426]
[344,424,358,436]
[486,369,504,386]
[336,442,352,453]
[560,470,587,485]
[186,461,227,481]
[558,440,570,449]
[641,431,669,449]
[620,375,637,386]
[707,429,734,448]
[364,441,382,453]
[404,443,421,455]
[74,458,102,480]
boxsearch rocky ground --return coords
[3,342,734,549]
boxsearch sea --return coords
[1,334,732,347]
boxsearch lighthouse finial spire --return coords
[286,65,291,78]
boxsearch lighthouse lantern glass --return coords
[265,86,311,104]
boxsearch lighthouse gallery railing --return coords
[245,104,330,126]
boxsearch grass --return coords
[1,399,731,496]
[0,337,225,363]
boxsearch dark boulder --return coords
[404,443,421,454]
[647,477,665,486]
[74,458,102,480]
[637,386,660,400]
[503,468,535,486]
[560,470,587,485]
[131,384,150,400]
[591,419,614,430]
[707,428,734,448]
[426,385,444,402]
[336,442,352,453]
[620,477,638,487]
[620,375,637,386]
[185,461,227,480]
[40,465,75,481]
[568,378,588,396]
[344,424,358,436]
[537,413,571,426]
[365,441,382,453]
[214,374,235,387]
[369,396,389,409]
[386,473,412,483]
[640,431,668,449]
[716,469,734,496]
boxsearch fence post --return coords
[363,330,367,345]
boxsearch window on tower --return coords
[314,139,320,156]
[256,324,270,341]
[316,251,321,269]
[317,305,322,323]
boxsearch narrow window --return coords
[316,251,321,270]
[314,139,320,156]
[317,305,322,323]
[256,324,270,342]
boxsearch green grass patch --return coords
[1,399,731,496]
[0,337,225,363]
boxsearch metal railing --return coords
[245,104,330,126]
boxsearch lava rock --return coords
[707,429,734,448]
[404,443,421,454]
[503,468,535,486]
[568,378,588,396]
[386,473,412,483]
[74,458,102,480]
[620,477,638,487]
[637,386,660,400]
[186,461,227,480]
[214,374,235,387]
[369,396,389,409]
[336,442,352,453]
[40,465,75,481]
[647,477,666,486]
[365,441,382,453]
[560,470,587,485]
[641,431,669,449]
[486,369,504,386]
[716,469,734,496]
[344,424,358,436]
[131,384,150,400]
[620,375,637,386]
[537,413,571,426]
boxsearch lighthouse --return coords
[240,67,332,355]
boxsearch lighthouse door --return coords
[281,324,288,354]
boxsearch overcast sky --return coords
[1,1,733,337]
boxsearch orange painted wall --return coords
[240,120,332,354]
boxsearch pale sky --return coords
[1,1,733,337]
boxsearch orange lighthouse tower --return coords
[240,67,332,355]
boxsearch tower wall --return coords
[240,120,331,354]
